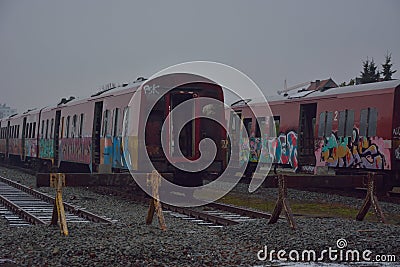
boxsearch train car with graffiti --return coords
[0,109,40,164]
[0,74,227,186]
[231,80,400,186]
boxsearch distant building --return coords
[305,78,338,91]
[0,104,17,119]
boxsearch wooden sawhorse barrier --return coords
[145,170,167,231]
[356,172,386,223]
[268,174,297,229]
[267,172,386,229]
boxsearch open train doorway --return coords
[298,103,317,165]
[92,101,103,172]
[169,92,197,160]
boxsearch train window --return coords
[17,125,20,138]
[243,118,252,136]
[338,111,346,137]
[255,117,266,138]
[359,109,368,136]
[273,116,280,135]
[102,110,110,137]
[345,110,354,137]
[45,119,49,139]
[325,112,333,137]
[50,119,54,139]
[41,120,45,139]
[368,108,377,137]
[66,116,70,138]
[113,108,120,137]
[318,112,325,137]
[230,111,241,133]
[79,114,84,137]
[60,117,64,138]
[72,115,77,138]
[32,122,36,138]
[28,123,32,138]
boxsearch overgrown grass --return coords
[218,193,400,225]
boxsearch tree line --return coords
[340,52,397,86]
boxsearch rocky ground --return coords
[0,167,399,266]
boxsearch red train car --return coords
[231,80,400,186]
[0,74,227,186]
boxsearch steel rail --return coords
[207,202,272,219]
[0,194,46,225]
[162,203,238,226]
[94,186,239,226]
[0,175,113,224]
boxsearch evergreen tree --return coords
[369,58,380,81]
[359,58,380,84]
[381,52,397,81]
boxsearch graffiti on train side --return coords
[315,128,390,170]
[39,139,54,158]
[60,138,91,164]
[9,139,21,155]
[393,126,400,138]
[276,131,298,170]
[25,139,37,158]
[395,145,400,161]
[0,140,5,153]
[240,131,298,170]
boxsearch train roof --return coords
[253,80,400,105]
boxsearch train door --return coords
[167,92,198,161]
[21,118,27,161]
[53,110,61,167]
[5,121,10,159]
[92,101,103,172]
[298,103,317,165]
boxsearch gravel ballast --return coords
[0,167,399,266]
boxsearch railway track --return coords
[92,186,273,227]
[0,175,115,226]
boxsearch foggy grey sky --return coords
[1,0,399,113]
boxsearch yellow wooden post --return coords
[145,170,167,231]
[50,173,69,236]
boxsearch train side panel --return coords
[99,90,134,172]
[7,116,24,160]
[58,101,94,170]
[315,89,394,171]
[38,108,56,161]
